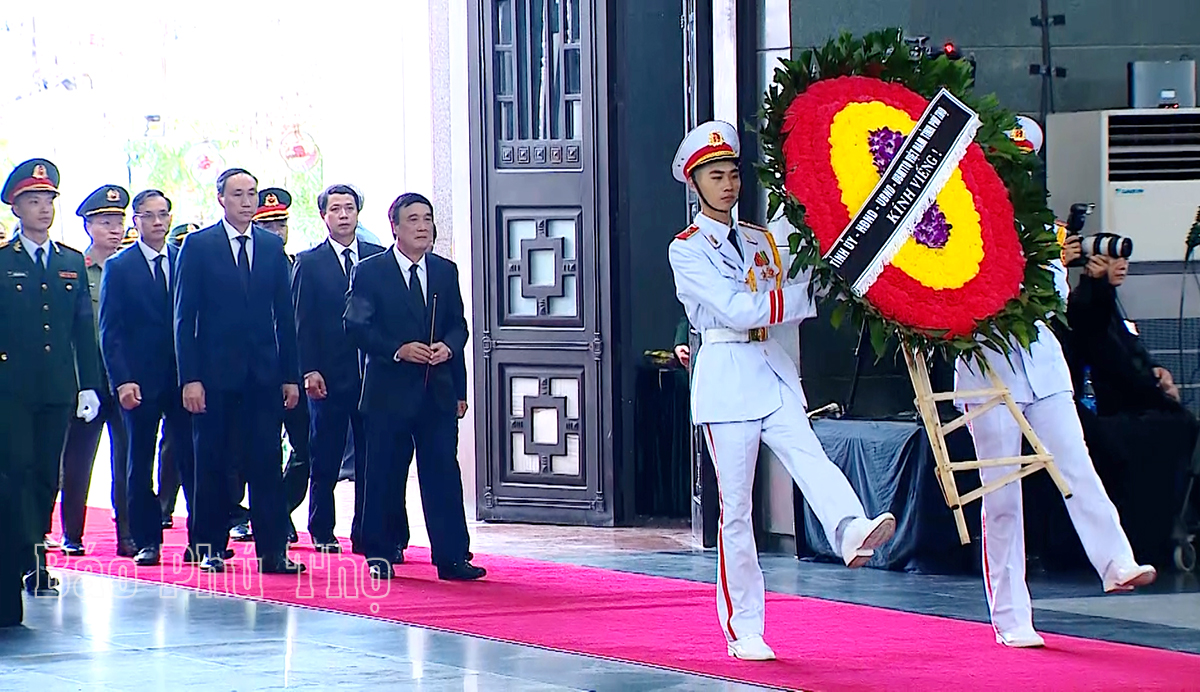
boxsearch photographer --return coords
[1066,253,1199,566]
[1067,255,1183,413]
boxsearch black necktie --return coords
[236,236,251,287]
[343,248,354,281]
[153,255,168,297]
[34,247,46,275]
[727,228,743,260]
[409,264,426,313]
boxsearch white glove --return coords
[76,389,101,423]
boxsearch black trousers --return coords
[123,389,194,549]
[361,404,468,566]
[60,392,129,544]
[281,393,312,520]
[0,399,70,616]
[306,390,365,541]
[192,384,287,558]
[157,431,181,519]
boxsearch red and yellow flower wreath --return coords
[759,29,1061,359]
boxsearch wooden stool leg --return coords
[987,370,1073,500]
[905,347,971,544]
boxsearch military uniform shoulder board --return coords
[674,225,699,241]
[737,220,768,233]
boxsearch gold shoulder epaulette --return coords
[737,220,768,233]
[675,225,699,241]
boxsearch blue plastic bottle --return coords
[1080,366,1098,413]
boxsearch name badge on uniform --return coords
[6,270,27,278]
[59,270,78,280]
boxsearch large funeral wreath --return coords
[757,28,1062,361]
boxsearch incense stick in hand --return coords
[424,293,438,386]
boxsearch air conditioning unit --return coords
[1046,108,1200,263]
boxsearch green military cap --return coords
[2,158,60,205]
[76,184,130,218]
[119,226,140,249]
[168,222,198,247]
[253,187,291,222]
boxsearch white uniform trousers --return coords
[967,391,1135,635]
[702,384,867,642]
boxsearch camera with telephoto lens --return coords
[1063,202,1133,267]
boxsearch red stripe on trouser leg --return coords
[704,424,738,642]
[968,406,1000,637]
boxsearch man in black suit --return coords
[174,168,305,574]
[155,222,198,528]
[99,190,194,566]
[346,193,482,581]
[293,184,385,553]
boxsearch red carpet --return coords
[47,512,1200,691]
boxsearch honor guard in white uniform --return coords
[668,121,896,661]
[956,126,1155,647]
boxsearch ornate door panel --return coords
[469,0,612,524]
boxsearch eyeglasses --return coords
[136,212,172,222]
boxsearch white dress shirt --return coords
[223,219,253,267]
[393,246,428,302]
[18,231,53,267]
[330,236,361,275]
[137,238,171,291]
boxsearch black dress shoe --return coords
[161,517,174,529]
[437,561,486,581]
[313,538,342,554]
[229,522,253,542]
[260,556,307,574]
[366,558,394,580]
[182,546,235,564]
[134,546,161,566]
[391,549,405,565]
[23,570,60,595]
[199,556,226,573]
[60,541,85,557]
[287,528,299,544]
[117,539,138,558]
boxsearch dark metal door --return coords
[468,0,613,525]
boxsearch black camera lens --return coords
[1087,234,1133,259]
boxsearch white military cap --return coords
[1006,115,1044,155]
[672,120,740,183]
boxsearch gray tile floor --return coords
[4,453,1195,690]
[1,573,768,691]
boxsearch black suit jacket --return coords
[345,249,468,418]
[174,222,300,392]
[99,243,180,400]
[292,239,385,397]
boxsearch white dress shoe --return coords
[840,513,896,568]
[1103,562,1157,593]
[995,628,1046,648]
[727,635,777,661]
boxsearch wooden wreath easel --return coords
[902,343,1073,544]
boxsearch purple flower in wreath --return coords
[868,127,951,249]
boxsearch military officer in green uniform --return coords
[0,159,102,626]
[58,185,136,558]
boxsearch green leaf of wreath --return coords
[756,27,1062,365]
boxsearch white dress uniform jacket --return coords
[669,213,816,423]
[954,261,1073,405]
